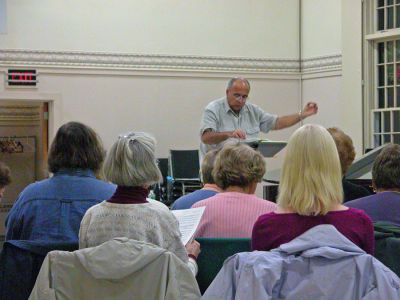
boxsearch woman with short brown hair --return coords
[327,127,371,202]
[192,143,276,238]
[5,122,115,242]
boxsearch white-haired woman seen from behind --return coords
[251,124,374,254]
[79,132,200,274]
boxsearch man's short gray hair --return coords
[227,77,251,90]
[103,131,162,187]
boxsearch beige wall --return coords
[1,0,299,59]
[301,0,342,58]
[299,0,366,156]
[0,71,300,158]
[341,0,363,154]
[0,0,366,161]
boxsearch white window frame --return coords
[363,0,400,148]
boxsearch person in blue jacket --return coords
[5,121,116,243]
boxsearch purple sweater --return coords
[345,191,400,226]
[252,207,375,255]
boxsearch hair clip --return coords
[118,132,135,140]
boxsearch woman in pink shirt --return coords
[252,124,374,254]
[193,143,276,238]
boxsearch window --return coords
[365,0,400,147]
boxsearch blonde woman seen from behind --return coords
[251,124,374,254]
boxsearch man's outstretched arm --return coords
[274,102,318,130]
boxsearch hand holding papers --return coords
[172,207,205,245]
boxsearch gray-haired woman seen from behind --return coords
[79,131,200,275]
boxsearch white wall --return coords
[0,0,303,158]
[1,0,299,59]
[0,0,367,168]
[299,0,366,156]
[0,71,300,158]
[341,0,363,154]
[301,0,342,58]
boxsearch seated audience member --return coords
[5,122,116,242]
[252,124,374,254]
[79,132,200,274]
[346,143,400,226]
[327,127,371,202]
[0,161,11,201]
[171,149,221,210]
[192,143,276,238]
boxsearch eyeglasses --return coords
[233,93,248,102]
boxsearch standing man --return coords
[200,77,318,157]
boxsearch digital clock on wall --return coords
[7,69,37,86]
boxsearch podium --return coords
[244,140,287,158]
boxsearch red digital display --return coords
[7,69,37,86]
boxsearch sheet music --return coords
[172,207,205,245]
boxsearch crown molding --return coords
[301,54,342,74]
[0,49,342,75]
[0,49,300,73]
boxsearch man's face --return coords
[226,80,250,113]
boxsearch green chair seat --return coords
[195,237,251,294]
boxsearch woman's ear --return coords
[372,180,377,193]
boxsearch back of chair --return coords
[0,240,78,300]
[195,237,251,294]
[169,150,200,181]
[374,222,400,277]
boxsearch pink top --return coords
[252,207,375,255]
[192,192,277,238]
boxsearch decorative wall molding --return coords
[0,49,342,75]
[0,49,300,73]
[301,54,342,73]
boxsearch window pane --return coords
[388,7,394,29]
[397,40,400,61]
[387,64,394,85]
[394,111,400,131]
[388,0,394,5]
[379,65,385,86]
[387,41,394,62]
[394,134,400,144]
[397,87,400,106]
[374,112,382,133]
[374,135,382,147]
[379,88,385,108]
[397,6,400,27]
[396,64,400,83]
[379,43,385,63]
[384,134,392,143]
[388,87,394,107]
[378,0,385,7]
[378,9,385,30]
[384,111,391,132]
[397,0,400,4]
